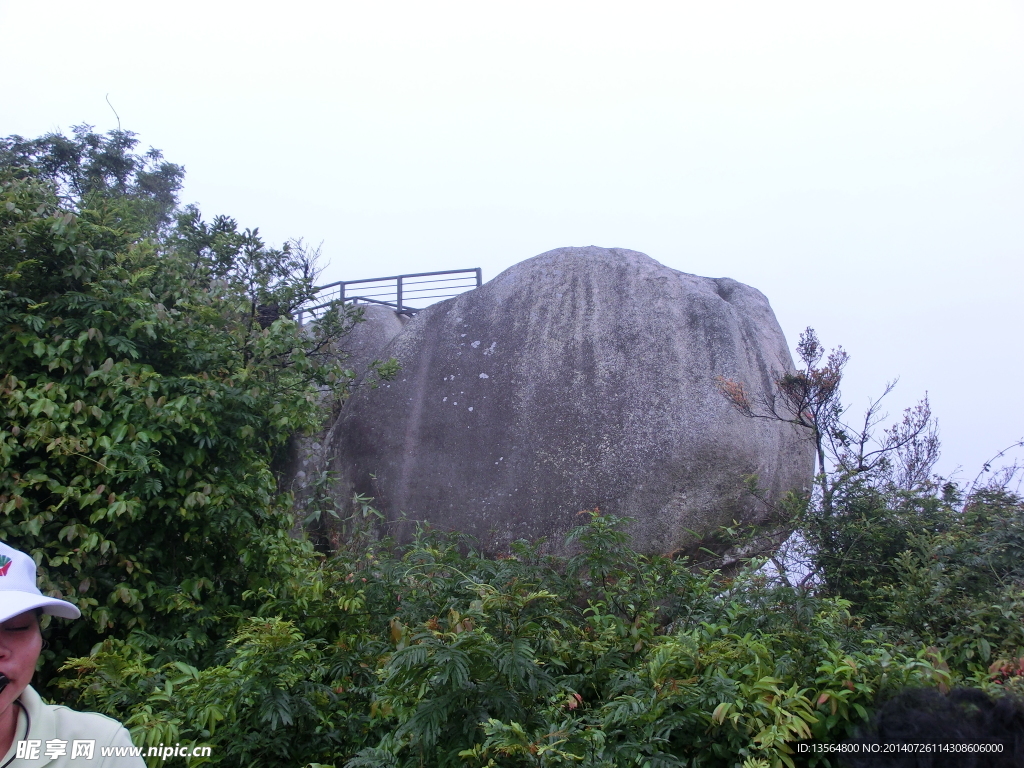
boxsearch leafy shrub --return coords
[0,129,392,690]
[60,513,957,768]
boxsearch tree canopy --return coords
[1,125,184,234]
[0,125,383,683]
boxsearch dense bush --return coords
[0,127,393,689]
[57,512,965,768]
[805,484,1024,673]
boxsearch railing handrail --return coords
[297,267,482,325]
[316,268,481,290]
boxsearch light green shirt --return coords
[0,686,144,767]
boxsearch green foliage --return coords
[62,618,347,768]
[0,124,185,235]
[799,479,955,610]
[813,486,1024,674]
[58,513,959,768]
[0,127,392,690]
[719,325,1024,691]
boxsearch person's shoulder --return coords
[47,704,129,740]
[45,701,132,743]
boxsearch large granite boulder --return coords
[320,246,814,556]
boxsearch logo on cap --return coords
[0,555,11,576]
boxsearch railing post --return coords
[475,267,482,287]
[339,282,346,302]
[396,275,403,313]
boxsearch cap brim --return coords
[0,592,81,623]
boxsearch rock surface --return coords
[284,304,407,528]
[321,246,814,555]
[336,303,408,382]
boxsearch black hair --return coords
[840,688,1024,768]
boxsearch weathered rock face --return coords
[283,304,407,523]
[322,246,813,556]
[335,303,409,381]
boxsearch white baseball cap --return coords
[0,541,81,623]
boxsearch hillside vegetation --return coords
[3,127,1024,768]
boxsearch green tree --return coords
[719,328,1024,680]
[0,124,185,235]
[0,127,390,689]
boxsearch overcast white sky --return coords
[3,0,1022,482]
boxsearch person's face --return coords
[0,612,41,713]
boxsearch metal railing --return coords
[297,268,482,326]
